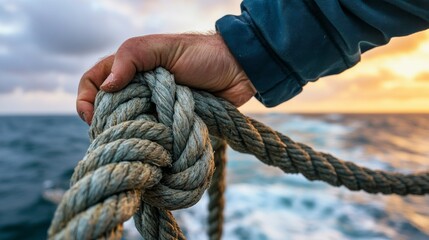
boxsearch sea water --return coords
[0,114,428,240]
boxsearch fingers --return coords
[77,35,178,124]
[100,36,168,92]
[99,42,139,92]
[76,100,95,125]
[214,77,256,107]
[76,55,114,124]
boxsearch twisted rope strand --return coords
[193,91,429,195]
[208,138,227,240]
[49,68,428,240]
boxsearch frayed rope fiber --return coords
[48,68,429,239]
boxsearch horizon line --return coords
[1,111,429,116]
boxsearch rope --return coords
[48,67,429,239]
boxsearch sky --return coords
[0,0,428,114]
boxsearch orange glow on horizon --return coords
[240,30,429,113]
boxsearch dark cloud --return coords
[0,41,83,74]
[20,0,131,55]
[0,6,17,23]
[0,73,57,93]
[0,67,81,94]
[0,0,240,95]
[0,0,137,93]
[0,32,98,93]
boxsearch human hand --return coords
[76,33,256,125]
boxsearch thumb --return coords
[100,35,176,92]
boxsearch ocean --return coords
[0,114,428,240]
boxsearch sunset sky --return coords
[0,0,428,114]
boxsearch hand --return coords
[76,33,256,124]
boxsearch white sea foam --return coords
[37,114,428,240]
[123,183,398,240]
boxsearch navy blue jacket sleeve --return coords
[215,0,429,107]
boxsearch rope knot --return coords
[49,67,429,240]
[48,68,214,239]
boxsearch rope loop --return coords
[49,68,214,239]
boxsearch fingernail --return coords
[79,111,87,123]
[101,73,115,89]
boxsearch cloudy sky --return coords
[0,0,428,114]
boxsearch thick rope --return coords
[48,68,429,239]
[207,137,227,240]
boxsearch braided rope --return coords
[48,68,429,239]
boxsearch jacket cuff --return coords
[216,12,303,107]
